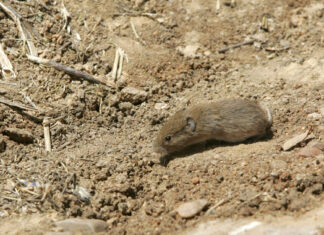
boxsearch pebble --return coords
[154,102,168,110]
[118,102,133,112]
[280,39,290,49]
[2,128,34,144]
[120,87,148,105]
[307,112,322,120]
[54,218,108,233]
[282,130,309,151]
[177,44,200,58]
[176,199,209,218]
[298,146,322,158]
[192,177,200,185]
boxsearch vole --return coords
[153,98,272,155]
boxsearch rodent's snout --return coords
[152,138,168,156]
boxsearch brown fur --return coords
[153,99,272,155]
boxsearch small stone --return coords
[72,186,92,202]
[282,130,309,151]
[118,102,133,112]
[3,128,34,144]
[307,112,322,120]
[120,87,148,105]
[192,177,200,185]
[55,218,108,233]
[270,160,288,173]
[253,33,268,43]
[176,199,209,218]
[279,39,290,49]
[298,146,322,158]
[177,44,200,58]
[216,175,224,183]
[280,171,291,182]
[154,102,168,110]
[204,50,211,56]
[109,95,119,107]
[0,88,7,95]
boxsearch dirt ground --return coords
[0,0,323,234]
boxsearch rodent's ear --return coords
[186,117,196,132]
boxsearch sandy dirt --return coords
[0,0,323,234]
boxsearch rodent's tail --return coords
[265,106,273,127]
[260,103,272,127]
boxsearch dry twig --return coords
[216,0,221,10]
[111,47,128,82]
[0,2,38,56]
[130,22,146,45]
[27,55,110,86]
[43,117,52,152]
[218,39,255,53]
[0,43,16,79]
[0,97,37,111]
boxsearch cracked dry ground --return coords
[0,0,324,234]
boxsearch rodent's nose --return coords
[152,144,168,156]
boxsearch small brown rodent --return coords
[153,98,272,155]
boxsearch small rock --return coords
[0,88,7,95]
[72,186,92,202]
[270,160,288,173]
[279,39,290,49]
[298,146,322,158]
[120,87,148,105]
[216,175,224,183]
[307,112,322,120]
[109,95,119,107]
[2,128,34,144]
[253,33,268,43]
[192,177,200,185]
[177,44,200,58]
[176,199,209,219]
[118,102,133,112]
[282,130,309,151]
[204,50,211,56]
[55,218,108,233]
[154,102,168,110]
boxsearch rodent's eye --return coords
[165,136,171,141]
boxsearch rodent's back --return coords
[153,98,272,155]
[196,99,271,142]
